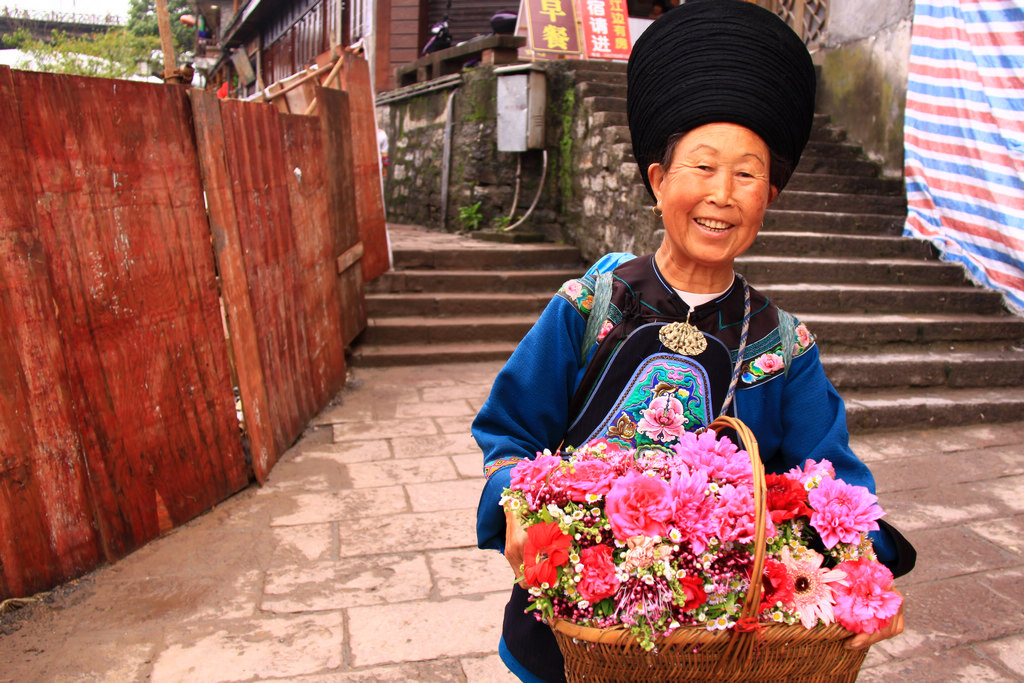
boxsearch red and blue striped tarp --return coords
[904,0,1024,313]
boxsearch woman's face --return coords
[649,123,777,286]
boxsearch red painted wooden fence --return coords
[0,67,363,600]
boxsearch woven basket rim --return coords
[550,617,858,646]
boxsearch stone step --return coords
[390,244,583,271]
[823,350,1024,390]
[735,256,967,286]
[366,291,552,318]
[803,140,865,160]
[770,190,906,215]
[785,172,903,196]
[841,386,1024,431]
[576,80,627,99]
[759,283,1005,314]
[349,340,519,366]
[762,210,904,235]
[796,155,880,176]
[366,268,578,295]
[356,308,1021,347]
[584,95,627,114]
[601,125,632,146]
[746,232,936,258]
[591,110,628,128]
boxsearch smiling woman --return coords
[472,2,916,681]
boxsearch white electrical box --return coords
[495,65,546,152]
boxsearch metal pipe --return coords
[503,149,548,232]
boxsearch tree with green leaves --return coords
[1,0,195,78]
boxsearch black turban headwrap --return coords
[627,0,816,198]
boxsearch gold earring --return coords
[652,205,663,218]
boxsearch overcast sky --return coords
[9,0,131,20]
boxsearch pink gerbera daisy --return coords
[779,547,847,629]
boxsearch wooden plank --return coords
[218,98,317,456]
[14,71,248,560]
[338,52,392,283]
[280,112,347,410]
[0,66,101,600]
[317,86,367,346]
[189,89,278,484]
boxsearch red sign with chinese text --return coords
[578,0,632,60]
[523,0,583,56]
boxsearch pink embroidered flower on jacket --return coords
[832,559,901,634]
[808,477,884,549]
[795,323,814,350]
[753,352,785,374]
[780,547,847,629]
[606,470,673,541]
[561,279,584,299]
[597,319,615,341]
[636,394,687,441]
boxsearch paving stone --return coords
[338,510,477,556]
[453,452,485,478]
[345,455,458,488]
[858,646,1019,682]
[422,384,494,403]
[264,451,355,491]
[347,593,507,667]
[968,515,1024,555]
[407,479,487,512]
[879,485,1006,532]
[262,555,431,613]
[851,423,1024,463]
[395,399,476,419]
[461,654,521,682]
[259,660,468,681]
[976,633,1024,679]
[870,447,1024,495]
[437,415,476,434]
[268,487,408,526]
[333,417,438,441]
[4,637,157,683]
[892,526,1020,586]
[304,440,394,464]
[390,432,479,458]
[873,575,1024,659]
[269,523,335,565]
[428,548,515,598]
[149,612,345,682]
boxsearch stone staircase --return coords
[352,66,1024,431]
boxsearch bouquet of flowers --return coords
[501,423,902,652]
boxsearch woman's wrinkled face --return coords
[649,123,777,280]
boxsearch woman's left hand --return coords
[844,586,905,650]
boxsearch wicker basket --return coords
[550,416,869,683]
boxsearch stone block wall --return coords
[378,62,664,263]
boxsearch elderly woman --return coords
[472,2,915,681]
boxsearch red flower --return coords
[523,522,572,588]
[578,544,620,602]
[759,557,796,612]
[765,473,811,524]
[676,575,707,612]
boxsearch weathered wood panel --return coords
[190,90,278,483]
[339,52,392,282]
[318,87,367,346]
[0,67,102,599]
[11,70,249,562]
[281,113,348,409]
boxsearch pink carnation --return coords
[510,454,563,504]
[578,544,620,603]
[669,469,715,554]
[671,430,752,486]
[559,458,616,502]
[636,394,687,442]
[808,477,884,549]
[787,458,836,489]
[832,559,901,634]
[714,483,764,543]
[605,470,673,541]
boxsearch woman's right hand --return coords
[504,508,528,588]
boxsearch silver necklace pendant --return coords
[659,312,707,356]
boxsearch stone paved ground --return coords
[1,361,1022,682]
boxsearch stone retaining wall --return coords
[377,62,663,264]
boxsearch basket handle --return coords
[709,415,767,621]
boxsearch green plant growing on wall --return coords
[459,201,484,231]
[556,87,576,213]
[493,214,513,230]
